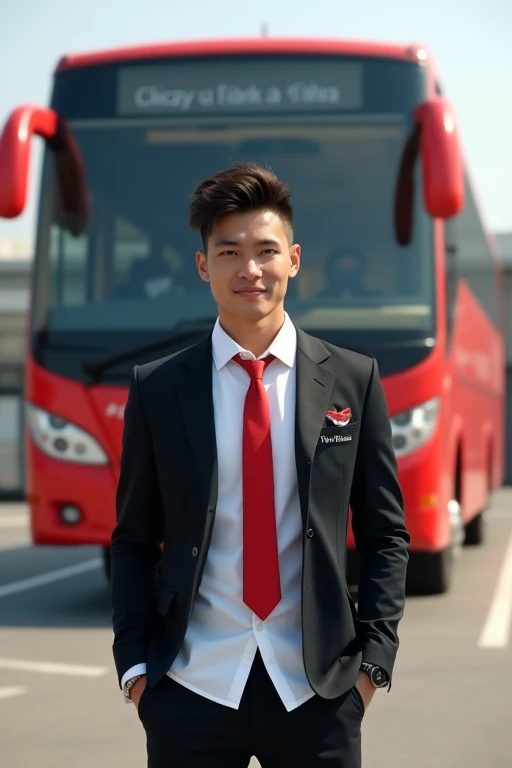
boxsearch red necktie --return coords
[234,353,281,620]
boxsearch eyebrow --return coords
[213,238,281,248]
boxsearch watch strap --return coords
[123,674,142,703]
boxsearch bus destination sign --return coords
[117,60,362,115]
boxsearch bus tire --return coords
[406,548,453,595]
[464,511,484,546]
[465,448,491,547]
[103,546,112,581]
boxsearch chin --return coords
[240,305,270,319]
[230,303,271,321]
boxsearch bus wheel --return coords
[406,497,462,595]
[464,511,484,546]
[406,548,453,595]
[103,546,112,581]
[465,454,491,546]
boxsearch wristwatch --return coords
[123,674,142,704]
[360,662,389,689]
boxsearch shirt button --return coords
[256,621,264,631]
[307,528,314,538]
[192,547,198,557]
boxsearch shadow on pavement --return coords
[0,544,112,628]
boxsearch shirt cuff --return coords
[121,663,147,691]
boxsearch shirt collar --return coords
[212,312,297,372]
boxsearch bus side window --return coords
[444,218,457,346]
[455,176,499,328]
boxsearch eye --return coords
[261,248,279,255]
[219,250,237,256]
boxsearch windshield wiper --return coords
[82,318,216,382]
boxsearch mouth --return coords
[234,287,267,296]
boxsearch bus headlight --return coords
[26,404,109,465]
[390,397,440,457]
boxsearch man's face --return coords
[196,209,300,324]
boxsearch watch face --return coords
[373,668,383,683]
[371,667,387,687]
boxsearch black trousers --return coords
[138,650,364,767]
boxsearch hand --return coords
[355,671,376,712]
[130,675,147,709]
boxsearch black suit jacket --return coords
[111,326,410,699]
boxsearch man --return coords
[111,162,410,767]
[320,246,381,299]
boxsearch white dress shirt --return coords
[122,312,314,712]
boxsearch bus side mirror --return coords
[0,105,88,235]
[415,97,465,219]
[394,97,464,246]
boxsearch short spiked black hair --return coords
[188,162,293,248]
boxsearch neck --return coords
[218,308,286,358]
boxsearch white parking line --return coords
[0,686,28,699]
[0,558,101,599]
[0,659,107,677]
[478,526,512,649]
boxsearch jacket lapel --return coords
[294,328,335,526]
[174,334,218,511]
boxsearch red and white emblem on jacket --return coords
[326,407,352,427]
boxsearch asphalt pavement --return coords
[0,490,511,768]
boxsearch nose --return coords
[238,256,263,280]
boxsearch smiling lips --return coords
[235,287,266,295]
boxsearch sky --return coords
[1,0,510,243]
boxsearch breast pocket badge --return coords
[326,407,352,427]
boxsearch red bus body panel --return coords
[55,38,428,73]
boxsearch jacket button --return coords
[192,547,198,557]
[307,528,314,538]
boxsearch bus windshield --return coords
[32,55,433,381]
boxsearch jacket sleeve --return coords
[349,358,410,687]
[111,366,164,687]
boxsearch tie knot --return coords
[234,353,276,380]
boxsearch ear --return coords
[289,244,300,278]
[196,250,210,283]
